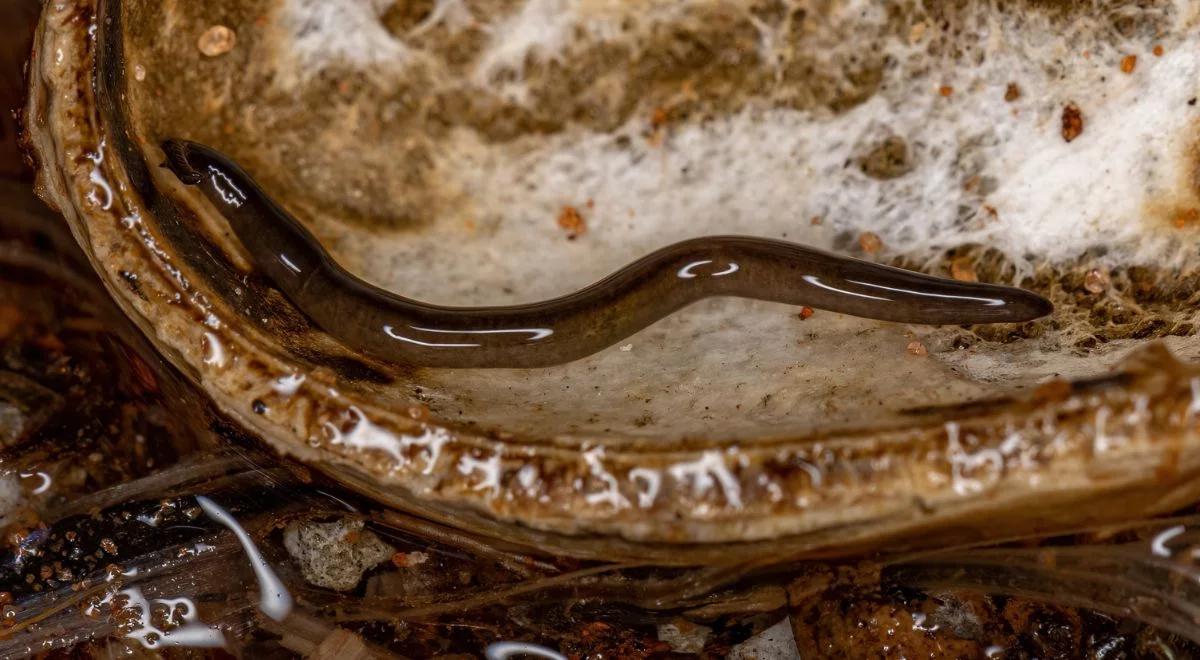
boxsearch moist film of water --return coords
[4,0,1200,658]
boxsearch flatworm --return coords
[163,139,1053,369]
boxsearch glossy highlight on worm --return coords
[161,139,1053,369]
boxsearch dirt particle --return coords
[858,231,883,254]
[197,25,237,57]
[938,85,954,97]
[1153,45,1164,57]
[950,257,978,282]
[557,205,587,239]
[1083,268,1109,293]
[798,307,814,320]
[1119,54,1137,74]
[1004,83,1021,102]
[906,341,928,357]
[650,106,669,130]
[1061,103,1083,142]
[859,135,912,180]
[99,538,118,555]
[391,551,429,568]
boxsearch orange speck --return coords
[1061,103,1083,143]
[1004,82,1021,102]
[858,231,883,254]
[810,215,823,226]
[950,257,978,282]
[906,340,928,357]
[650,107,669,129]
[1120,54,1137,74]
[798,307,814,320]
[938,85,954,97]
[1172,208,1200,229]
[1153,45,1164,57]
[557,205,587,239]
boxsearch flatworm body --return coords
[162,139,1053,369]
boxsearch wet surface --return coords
[6,1,1200,657]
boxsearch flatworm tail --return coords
[161,139,1053,369]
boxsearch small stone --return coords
[1120,54,1137,74]
[858,231,883,254]
[284,519,393,591]
[133,64,146,81]
[99,538,118,555]
[1004,82,1021,102]
[906,340,928,357]
[1084,268,1109,293]
[729,618,800,660]
[197,25,236,57]
[619,343,633,352]
[1153,45,1164,57]
[1061,103,1083,142]
[657,619,710,654]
